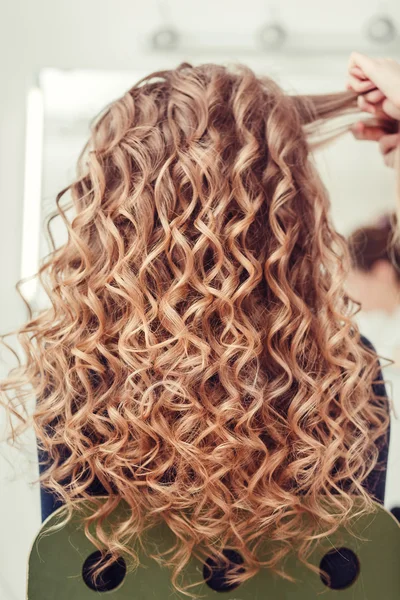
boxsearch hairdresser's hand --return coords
[351,123,400,168]
[347,53,400,167]
[347,52,400,120]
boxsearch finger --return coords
[348,52,378,81]
[384,151,396,168]
[382,98,400,120]
[347,75,376,93]
[358,95,378,114]
[351,122,387,141]
[364,89,386,104]
[349,66,369,80]
[379,133,400,155]
[359,97,393,120]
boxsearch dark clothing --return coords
[39,449,109,522]
[38,335,390,522]
[357,335,389,504]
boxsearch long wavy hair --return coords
[1,63,390,592]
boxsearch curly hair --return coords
[1,63,389,592]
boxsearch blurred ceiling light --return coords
[150,27,180,51]
[21,87,44,305]
[257,23,287,51]
[366,14,397,44]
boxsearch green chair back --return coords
[27,498,400,599]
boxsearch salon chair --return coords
[27,498,400,599]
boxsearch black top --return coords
[38,335,390,522]
[357,335,389,504]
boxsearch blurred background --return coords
[1,1,400,598]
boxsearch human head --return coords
[347,214,400,313]
[1,63,388,592]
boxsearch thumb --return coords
[348,52,378,81]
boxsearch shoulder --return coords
[359,334,377,354]
[359,334,387,399]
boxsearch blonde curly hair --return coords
[1,63,389,593]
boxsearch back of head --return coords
[1,63,388,591]
[348,213,400,277]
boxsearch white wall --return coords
[1,2,400,598]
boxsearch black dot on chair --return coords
[203,549,244,592]
[320,547,360,590]
[390,506,400,523]
[82,551,127,592]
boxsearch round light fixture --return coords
[258,23,287,50]
[366,15,397,44]
[151,27,180,51]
